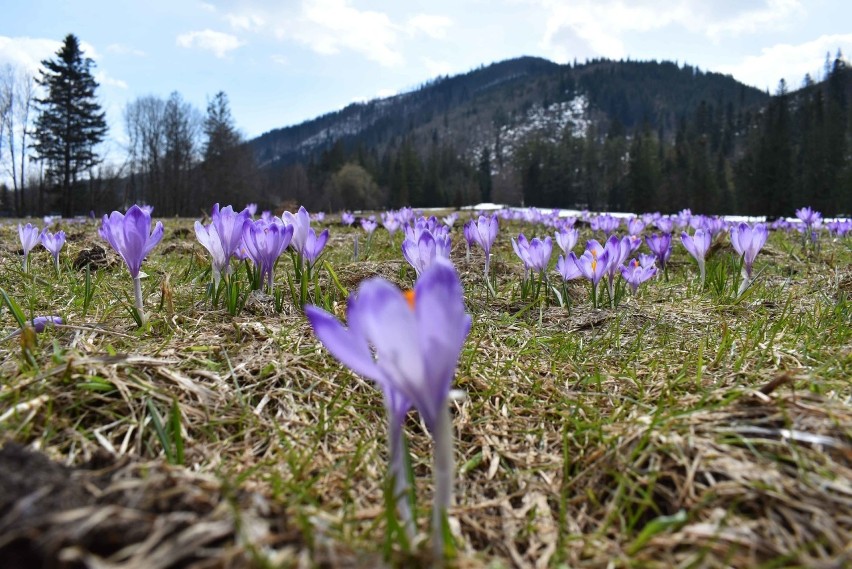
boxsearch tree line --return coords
[511,55,852,216]
[0,34,261,217]
[2,35,849,218]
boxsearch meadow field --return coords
[0,207,850,569]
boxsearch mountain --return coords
[249,56,769,170]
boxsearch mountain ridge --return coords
[249,55,769,169]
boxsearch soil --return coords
[0,442,303,569]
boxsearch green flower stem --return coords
[389,410,415,541]
[134,276,147,324]
[432,404,454,560]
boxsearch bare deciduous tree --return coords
[124,92,203,215]
[124,95,166,207]
[2,67,37,214]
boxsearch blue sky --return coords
[2,0,851,148]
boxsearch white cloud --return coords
[226,12,266,31]
[529,0,808,61]
[406,14,453,39]
[717,33,852,91]
[376,88,398,98]
[106,43,146,57]
[94,71,128,89]
[421,56,455,78]
[0,36,62,73]
[705,0,804,39]
[290,0,403,67]
[270,54,289,65]
[213,2,454,68]
[533,1,691,61]
[176,29,245,58]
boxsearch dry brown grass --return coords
[1,217,850,568]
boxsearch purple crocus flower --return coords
[195,223,228,287]
[730,222,768,294]
[592,214,621,236]
[99,205,164,323]
[555,227,578,254]
[463,219,475,261]
[827,220,852,237]
[283,206,312,257]
[603,235,632,296]
[245,203,258,217]
[795,206,822,248]
[575,246,610,307]
[213,204,252,260]
[638,253,657,269]
[556,254,582,281]
[645,233,673,276]
[382,211,401,235]
[627,234,643,253]
[795,206,821,228]
[701,216,726,238]
[619,259,657,294]
[559,216,578,228]
[305,259,470,555]
[627,217,645,236]
[402,230,451,276]
[40,229,66,271]
[18,223,41,272]
[654,218,674,234]
[32,315,63,333]
[99,205,164,279]
[361,218,378,234]
[512,233,553,272]
[302,228,330,266]
[472,215,499,278]
[688,215,704,230]
[405,216,448,243]
[442,212,459,227]
[243,218,295,290]
[341,211,355,226]
[195,204,251,286]
[512,233,532,274]
[681,228,712,287]
[526,236,553,273]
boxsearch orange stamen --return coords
[404,289,416,310]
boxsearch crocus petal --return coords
[142,221,164,259]
[31,315,63,333]
[348,279,428,412]
[305,304,388,385]
[415,260,471,430]
[557,254,582,281]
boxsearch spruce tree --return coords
[32,34,107,215]
[202,91,256,206]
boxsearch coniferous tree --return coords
[755,80,794,217]
[202,91,256,207]
[32,34,107,215]
[477,146,493,203]
[625,126,659,212]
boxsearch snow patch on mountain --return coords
[471,94,590,167]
